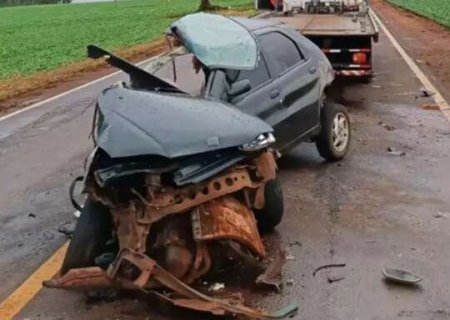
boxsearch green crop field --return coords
[0,0,253,80]
[387,0,450,29]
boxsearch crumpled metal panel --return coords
[192,196,265,258]
[140,167,256,224]
[44,248,298,319]
[43,267,113,290]
[96,87,273,159]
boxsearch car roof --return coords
[231,17,279,32]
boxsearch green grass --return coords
[387,0,450,29]
[0,0,253,79]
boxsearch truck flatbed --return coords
[268,12,378,37]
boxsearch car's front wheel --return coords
[316,102,351,161]
[254,178,284,233]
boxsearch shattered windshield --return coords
[170,13,259,70]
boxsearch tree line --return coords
[0,0,70,7]
[1,0,215,9]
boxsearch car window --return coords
[226,58,270,90]
[258,32,303,76]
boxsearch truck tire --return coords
[61,199,112,275]
[316,102,351,161]
[254,178,284,233]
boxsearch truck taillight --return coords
[352,52,367,64]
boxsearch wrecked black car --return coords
[165,13,350,160]
[44,13,349,318]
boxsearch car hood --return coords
[96,87,273,158]
[169,13,260,70]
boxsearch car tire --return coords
[61,199,112,275]
[316,102,351,161]
[254,178,284,233]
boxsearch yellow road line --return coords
[0,242,68,320]
[371,9,450,123]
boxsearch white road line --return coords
[371,9,450,122]
[0,55,160,123]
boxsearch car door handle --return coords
[270,89,280,99]
[309,66,317,74]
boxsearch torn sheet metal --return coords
[256,249,286,291]
[45,249,298,319]
[192,196,265,257]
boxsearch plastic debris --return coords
[378,121,395,131]
[208,282,225,292]
[382,268,423,285]
[386,147,406,156]
[73,210,81,218]
[434,211,448,219]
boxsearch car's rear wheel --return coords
[316,102,351,161]
[61,199,112,275]
[254,178,284,233]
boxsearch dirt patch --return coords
[372,0,450,103]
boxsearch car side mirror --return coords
[228,79,251,98]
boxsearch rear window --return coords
[258,32,303,76]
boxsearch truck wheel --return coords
[255,178,284,233]
[316,102,351,161]
[61,199,112,275]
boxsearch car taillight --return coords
[352,52,367,64]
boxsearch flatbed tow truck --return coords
[258,0,379,79]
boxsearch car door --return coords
[227,55,287,145]
[257,30,321,150]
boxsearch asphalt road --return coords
[1,12,450,320]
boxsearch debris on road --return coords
[288,240,302,248]
[433,211,448,219]
[28,212,36,218]
[73,210,81,218]
[386,147,406,156]
[208,283,225,292]
[285,250,295,261]
[57,221,76,238]
[382,268,423,285]
[378,121,396,131]
[418,87,436,98]
[256,249,286,291]
[286,279,294,286]
[421,103,440,111]
[313,263,346,277]
[327,275,345,284]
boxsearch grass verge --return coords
[386,0,450,29]
[0,0,254,107]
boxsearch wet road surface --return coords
[1,11,450,320]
